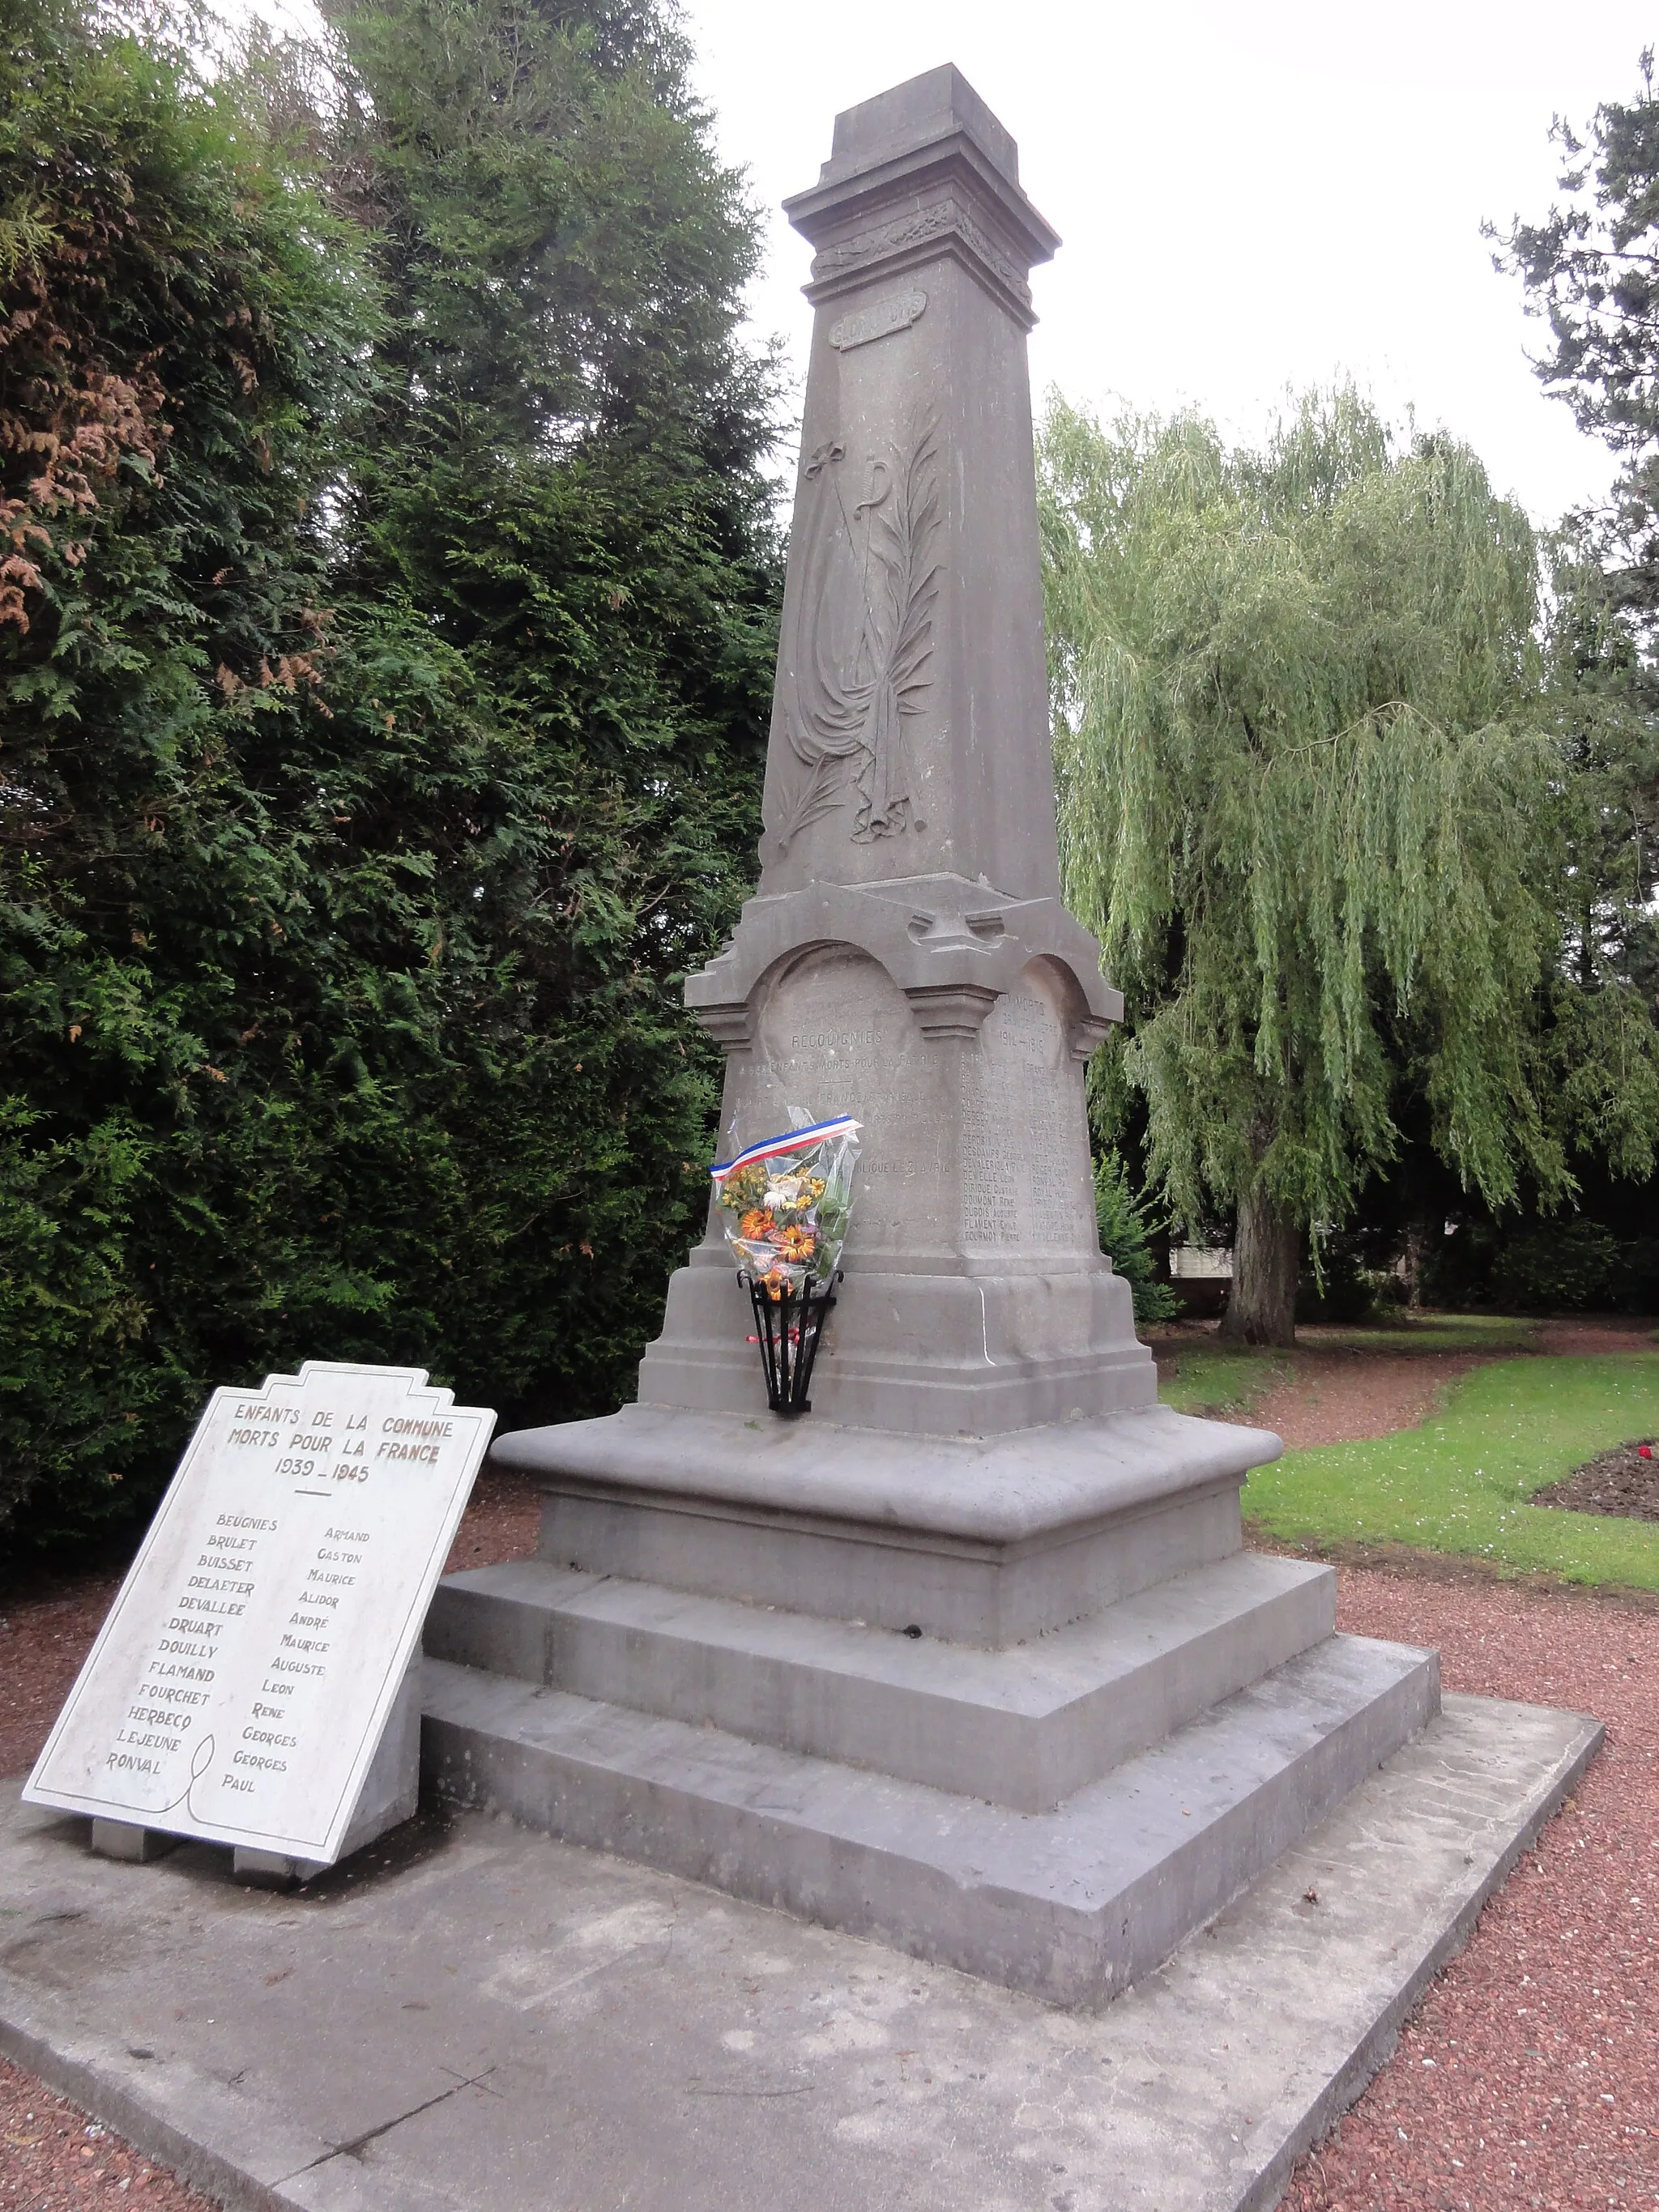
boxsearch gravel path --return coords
[1286,1566,1657,2212]
[1244,1349,1491,1449]
[3,1446,1656,2207]
[1,2058,211,2207]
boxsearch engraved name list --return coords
[26,1362,493,1865]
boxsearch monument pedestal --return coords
[423,1404,1440,2005]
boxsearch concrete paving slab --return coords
[0,1693,1599,2212]
[422,1631,1439,2004]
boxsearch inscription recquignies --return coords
[827,287,927,352]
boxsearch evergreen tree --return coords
[1495,52,1659,654]
[1038,390,1659,1345]
[1094,1152,1179,1327]
[1495,58,1659,1029]
[0,0,780,1552]
[1,0,379,1541]
[317,0,783,1420]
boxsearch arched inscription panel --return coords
[746,947,951,1259]
[960,968,1096,1259]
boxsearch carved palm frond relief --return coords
[770,411,942,855]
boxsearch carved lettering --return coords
[827,287,927,352]
[812,198,1031,313]
[961,985,1093,1252]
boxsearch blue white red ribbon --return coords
[710,1115,861,1184]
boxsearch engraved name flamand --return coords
[828,288,928,352]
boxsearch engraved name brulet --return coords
[770,410,941,855]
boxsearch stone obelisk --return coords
[425,69,1439,2006]
[652,64,1144,1434]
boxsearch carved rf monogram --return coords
[771,412,942,854]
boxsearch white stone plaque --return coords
[24,1362,494,1864]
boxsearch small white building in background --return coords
[1170,1246,1234,1281]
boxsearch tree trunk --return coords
[1219,1181,1299,1346]
[1398,1206,1436,1311]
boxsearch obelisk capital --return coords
[783,64,1059,331]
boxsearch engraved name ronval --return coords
[828,288,927,352]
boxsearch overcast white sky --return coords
[242,0,1650,524]
[680,0,1651,526]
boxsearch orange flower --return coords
[739,1208,773,1239]
[778,1225,816,1262]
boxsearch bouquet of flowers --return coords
[710,1115,861,1301]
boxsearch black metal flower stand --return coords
[744,1274,839,1417]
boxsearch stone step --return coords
[420,1629,1439,2007]
[424,1551,1335,1810]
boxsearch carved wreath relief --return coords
[771,409,942,854]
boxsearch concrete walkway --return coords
[0,1692,1597,2212]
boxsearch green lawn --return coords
[1158,1346,1290,1417]
[1156,1311,1537,1420]
[1243,1352,1659,1590]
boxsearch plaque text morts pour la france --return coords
[25,1363,493,1864]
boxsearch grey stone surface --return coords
[462,66,1448,2052]
[563,66,1153,1438]
[229,1651,424,1886]
[422,1633,1439,2006]
[86,1652,423,1889]
[424,1553,1337,1810]
[0,1694,1601,2212]
[89,1818,177,1863]
[494,1404,1281,1646]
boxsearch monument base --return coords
[424,1404,1438,2004]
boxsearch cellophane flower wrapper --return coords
[710,1115,861,1300]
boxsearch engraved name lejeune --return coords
[770,411,942,855]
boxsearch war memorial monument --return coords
[1,65,1602,2212]
[420,66,1562,2001]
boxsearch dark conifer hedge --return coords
[0,0,781,1554]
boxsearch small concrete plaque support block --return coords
[88,1819,177,1865]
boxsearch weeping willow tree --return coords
[1039,390,1659,1344]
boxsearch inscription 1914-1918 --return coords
[748,953,1094,1263]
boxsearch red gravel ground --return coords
[1286,1566,1658,2212]
[1244,1349,1492,1450]
[1158,1313,1659,1451]
[1,2058,213,2208]
[439,1464,542,1576]
[4,1455,1657,2208]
